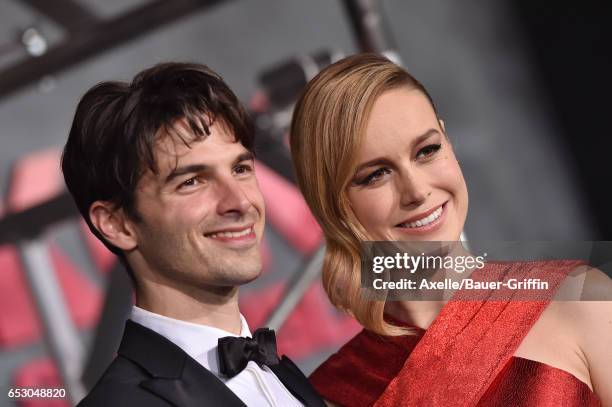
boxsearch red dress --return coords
[310,261,601,406]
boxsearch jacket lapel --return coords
[270,356,326,407]
[119,320,245,407]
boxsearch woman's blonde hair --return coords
[290,53,437,336]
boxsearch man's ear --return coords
[439,119,446,134]
[89,201,138,251]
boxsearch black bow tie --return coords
[218,328,280,378]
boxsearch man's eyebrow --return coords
[164,151,254,184]
[353,128,440,174]
[234,151,255,164]
[164,164,208,184]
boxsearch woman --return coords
[289,53,612,406]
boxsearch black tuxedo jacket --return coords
[77,320,326,407]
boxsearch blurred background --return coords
[0,0,610,405]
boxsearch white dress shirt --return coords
[130,306,303,407]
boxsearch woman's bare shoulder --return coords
[549,265,612,338]
[562,266,612,405]
[516,266,612,393]
[553,264,612,301]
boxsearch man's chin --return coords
[223,258,263,285]
[214,272,261,290]
[239,269,262,285]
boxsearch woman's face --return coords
[347,87,468,241]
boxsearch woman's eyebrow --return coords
[353,128,441,173]
[412,128,440,146]
[354,158,392,174]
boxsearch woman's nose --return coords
[398,170,432,207]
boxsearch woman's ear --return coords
[439,119,446,134]
[89,201,138,251]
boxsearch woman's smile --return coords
[394,201,448,235]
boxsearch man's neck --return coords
[135,280,242,335]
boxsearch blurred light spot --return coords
[22,27,48,57]
[38,75,56,93]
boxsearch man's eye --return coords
[357,167,391,186]
[416,143,442,159]
[179,177,198,189]
[234,164,253,175]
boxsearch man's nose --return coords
[216,176,252,216]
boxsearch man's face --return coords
[129,119,265,290]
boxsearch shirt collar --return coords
[130,305,251,376]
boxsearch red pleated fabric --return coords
[310,260,601,407]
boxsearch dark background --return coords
[514,0,612,238]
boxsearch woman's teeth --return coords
[401,206,443,228]
[208,227,253,239]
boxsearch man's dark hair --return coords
[61,62,254,274]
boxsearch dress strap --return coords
[374,260,583,407]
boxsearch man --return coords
[62,62,324,406]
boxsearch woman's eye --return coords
[416,143,442,159]
[358,167,391,186]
